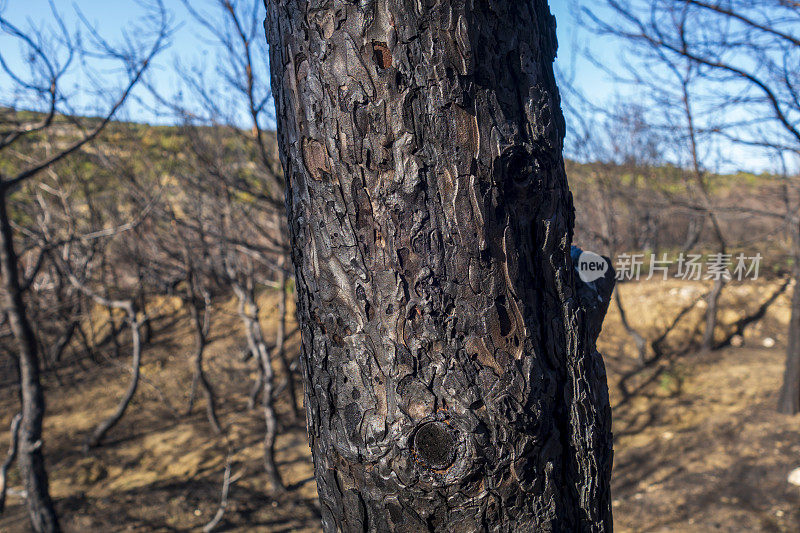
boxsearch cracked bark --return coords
[265,1,615,531]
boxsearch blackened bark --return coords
[266,1,615,531]
[0,194,61,532]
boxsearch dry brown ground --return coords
[1,279,799,532]
[605,279,800,532]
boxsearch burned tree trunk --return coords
[0,193,60,532]
[266,1,615,530]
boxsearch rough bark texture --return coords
[265,1,615,531]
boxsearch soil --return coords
[1,279,799,532]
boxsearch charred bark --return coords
[266,1,615,531]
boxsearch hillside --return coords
[1,280,798,532]
[2,109,791,272]
[1,111,798,532]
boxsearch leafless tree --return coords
[64,261,145,450]
[0,2,171,530]
[580,0,800,413]
[224,254,285,495]
[142,0,298,493]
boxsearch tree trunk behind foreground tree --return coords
[266,1,615,531]
[779,222,800,414]
[779,275,800,414]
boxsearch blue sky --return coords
[0,0,216,119]
[0,1,776,172]
[0,1,617,119]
